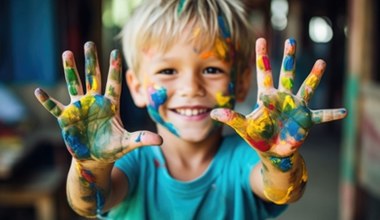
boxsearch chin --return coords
[176,125,223,144]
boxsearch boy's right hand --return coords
[35,42,162,163]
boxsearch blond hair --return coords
[120,0,254,75]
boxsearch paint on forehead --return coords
[177,0,186,15]
[217,15,231,39]
[146,85,179,136]
[214,38,229,61]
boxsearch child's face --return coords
[128,37,247,142]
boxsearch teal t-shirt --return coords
[109,134,287,219]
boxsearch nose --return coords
[178,71,206,97]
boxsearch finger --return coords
[256,38,274,95]
[84,42,102,93]
[105,50,122,108]
[278,38,296,93]
[296,59,326,103]
[117,131,163,157]
[62,51,84,101]
[312,108,347,124]
[210,108,246,134]
[34,88,64,117]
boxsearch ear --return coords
[126,70,147,107]
[235,68,252,102]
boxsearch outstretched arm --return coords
[35,42,162,217]
[211,38,347,204]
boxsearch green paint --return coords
[281,77,294,90]
[177,0,186,15]
[110,69,121,83]
[65,67,79,95]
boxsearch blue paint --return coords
[283,56,294,71]
[73,100,82,109]
[62,130,90,158]
[288,38,296,46]
[135,132,142,142]
[270,155,293,172]
[150,88,167,110]
[217,15,231,39]
[148,107,179,136]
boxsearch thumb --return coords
[122,130,163,152]
[211,108,247,133]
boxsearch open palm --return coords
[211,38,346,156]
[35,42,162,162]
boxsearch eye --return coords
[157,68,177,75]
[203,67,224,74]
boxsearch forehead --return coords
[140,28,234,62]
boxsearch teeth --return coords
[176,108,208,116]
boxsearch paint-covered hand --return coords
[211,38,347,156]
[35,42,162,162]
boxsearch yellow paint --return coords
[264,185,294,205]
[257,56,265,70]
[216,92,232,108]
[305,74,319,89]
[75,163,91,187]
[199,51,215,60]
[246,110,271,138]
[192,27,201,39]
[282,95,296,111]
[264,75,272,88]
[214,38,228,61]
[61,95,96,121]
[281,77,293,90]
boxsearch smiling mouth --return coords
[172,108,211,117]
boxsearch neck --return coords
[157,126,223,181]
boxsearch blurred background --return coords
[0,0,378,219]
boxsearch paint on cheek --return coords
[215,91,234,109]
[147,85,179,136]
[148,85,167,110]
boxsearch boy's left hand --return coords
[211,38,347,156]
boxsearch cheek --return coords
[213,82,236,108]
[146,84,168,110]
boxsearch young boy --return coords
[34,0,347,219]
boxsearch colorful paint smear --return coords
[263,157,308,204]
[58,94,116,160]
[147,85,179,136]
[76,163,105,215]
[85,42,99,92]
